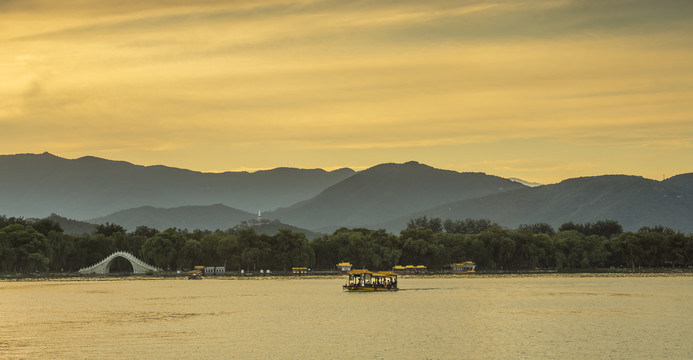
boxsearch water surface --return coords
[1,275,691,359]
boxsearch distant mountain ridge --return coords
[271,161,527,232]
[0,152,355,219]
[377,174,693,233]
[3,153,693,235]
[88,204,254,232]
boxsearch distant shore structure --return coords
[238,210,280,228]
[337,262,353,273]
[451,261,476,273]
[392,265,427,274]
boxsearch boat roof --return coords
[452,261,476,266]
[347,269,372,275]
[373,271,398,277]
[347,269,398,277]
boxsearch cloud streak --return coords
[1,0,692,183]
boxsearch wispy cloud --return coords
[1,0,692,182]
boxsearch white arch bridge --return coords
[78,251,161,275]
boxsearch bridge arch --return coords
[78,251,161,275]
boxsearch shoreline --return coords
[2,269,692,281]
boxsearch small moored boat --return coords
[188,270,203,280]
[343,269,398,291]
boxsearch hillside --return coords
[88,204,321,238]
[5,153,692,235]
[664,173,693,196]
[378,174,693,233]
[231,222,323,240]
[44,214,98,235]
[88,204,255,232]
[0,153,355,219]
[271,161,526,232]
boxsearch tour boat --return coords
[343,269,399,291]
[188,270,203,280]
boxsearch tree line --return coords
[1,215,692,273]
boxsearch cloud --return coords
[1,0,692,182]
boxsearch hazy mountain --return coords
[231,222,323,240]
[508,177,543,187]
[88,204,254,232]
[0,152,355,219]
[5,152,692,235]
[43,213,97,235]
[664,173,693,196]
[378,174,693,233]
[89,204,321,238]
[271,161,527,232]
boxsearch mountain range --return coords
[0,152,353,219]
[377,174,693,233]
[2,153,692,234]
[270,161,526,232]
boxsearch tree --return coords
[480,227,515,270]
[31,218,63,236]
[583,235,609,268]
[590,220,623,238]
[0,223,51,272]
[95,222,126,237]
[200,232,222,265]
[554,230,586,269]
[407,216,443,233]
[444,218,498,234]
[399,227,446,268]
[140,229,179,269]
[272,229,313,270]
[178,239,203,269]
[665,231,686,268]
[134,226,159,238]
[621,232,644,268]
[47,231,74,271]
[518,223,555,237]
[217,235,240,270]
[310,235,340,270]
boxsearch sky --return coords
[2,0,692,184]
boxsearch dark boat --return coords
[343,269,399,291]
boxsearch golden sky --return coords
[2,0,692,183]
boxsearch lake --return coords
[1,274,692,359]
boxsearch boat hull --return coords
[343,285,398,292]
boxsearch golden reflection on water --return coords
[1,275,692,359]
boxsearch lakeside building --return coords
[204,266,226,275]
[292,267,309,275]
[393,265,427,274]
[451,261,476,273]
[336,262,353,273]
[238,210,280,228]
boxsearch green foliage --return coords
[559,220,623,238]
[141,229,181,269]
[407,216,443,233]
[0,223,51,272]
[95,222,127,237]
[444,218,499,234]
[1,215,692,273]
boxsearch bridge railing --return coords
[78,251,162,274]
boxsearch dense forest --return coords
[1,215,692,274]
